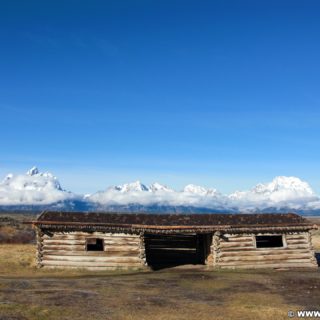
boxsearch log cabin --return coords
[32,211,318,270]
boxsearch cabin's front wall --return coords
[35,227,318,270]
[213,231,318,269]
[36,228,147,270]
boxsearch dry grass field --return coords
[0,214,319,320]
[309,217,320,253]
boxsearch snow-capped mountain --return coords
[228,176,320,213]
[149,182,174,193]
[229,176,316,203]
[112,180,149,192]
[230,176,314,202]
[82,179,226,208]
[110,181,174,193]
[0,167,77,205]
[89,181,175,206]
[183,184,219,196]
[0,168,319,214]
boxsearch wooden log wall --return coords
[35,227,44,268]
[203,233,213,266]
[215,231,318,269]
[38,230,146,270]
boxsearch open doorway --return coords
[144,233,211,270]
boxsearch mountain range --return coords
[0,167,319,215]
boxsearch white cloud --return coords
[0,168,319,212]
[88,176,320,212]
[0,167,78,205]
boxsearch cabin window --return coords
[86,238,104,251]
[255,235,283,248]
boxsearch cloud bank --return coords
[0,167,78,205]
[1,167,319,212]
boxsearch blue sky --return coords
[1,0,320,194]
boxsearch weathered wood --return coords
[43,266,145,270]
[218,249,311,257]
[35,227,44,268]
[220,236,252,241]
[214,230,317,269]
[219,242,254,248]
[43,244,85,250]
[106,246,141,252]
[43,240,86,245]
[42,244,141,252]
[219,253,314,262]
[41,259,142,266]
[43,235,140,242]
[202,234,211,265]
[211,232,220,266]
[39,229,145,269]
[139,233,147,266]
[285,235,308,240]
[285,232,308,234]
[43,240,141,248]
[43,235,139,243]
[222,234,253,238]
[285,240,309,245]
[221,237,253,242]
[43,250,141,257]
[286,244,311,250]
[43,236,140,243]
[218,257,315,266]
[43,255,142,262]
[38,227,317,270]
[43,232,140,238]
[221,243,311,252]
[103,241,140,246]
[223,234,308,241]
[44,241,139,247]
[218,262,318,269]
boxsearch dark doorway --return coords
[144,233,210,270]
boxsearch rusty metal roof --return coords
[35,211,309,227]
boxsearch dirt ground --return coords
[0,214,319,320]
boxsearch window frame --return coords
[85,238,105,252]
[254,234,287,249]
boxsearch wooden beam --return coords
[42,256,142,263]
[221,244,311,251]
[41,260,143,267]
[218,262,318,269]
[218,249,311,257]
[43,250,140,257]
[219,253,314,262]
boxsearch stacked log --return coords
[215,232,318,269]
[39,231,145,270]
[35,227,44,268]
[37,229,317,270]
[204,233,213,266]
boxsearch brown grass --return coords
[0,214,35,244]
[0,244,319,320]
[308,216,320,251]
[312,231,320,251]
